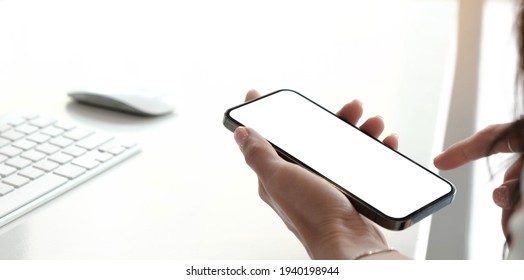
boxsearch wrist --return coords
[311,238,388,260]
[305,219,408,260]
[355,249,410,260]
[312,239,409,260]
[307,228,389,260]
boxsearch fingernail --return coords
[493,185,510,209]
[352,99,363,106]
[234,127,248,151]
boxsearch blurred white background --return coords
[0,0,517,260]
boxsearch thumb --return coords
[234,127,283,178]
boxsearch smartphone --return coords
[223,89,455,230]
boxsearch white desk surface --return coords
[0,0,457,259]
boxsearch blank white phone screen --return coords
[229,91,453,219]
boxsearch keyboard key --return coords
[36,143,60,155]
[120,141,138,149]
[33,160,60,172]
[0,138,10,148]
[0,183,15,196]
[48,153,74,165]
[41,126,64,137]
[72,156,100,170]
[19,167,45,180]
[12,139,37,150]
[77,133,114,150]
[99,143,126,155]
[6,118,26,127]
[3,174,30,188]
[29,117,56,128]
[53,121,76,131]
[49,136,74,148]
[5,157,32,169]
[15,123,39,135]
[21,150,46,162]
[0,154,7,163]
[92,151,113,162]
[0,125,11,133]
[54,164,86,179]
[0,164,16,177]
[62,146,87,157]
[22,113,39,120]
[26,133,51,144]
[63,127,94,141]
[1,130,24,141]
[0,146,23,157]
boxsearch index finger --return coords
[434,123,513,170]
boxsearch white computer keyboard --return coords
[0,112,140,228]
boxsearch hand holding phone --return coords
[224,89,455,231]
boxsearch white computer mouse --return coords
[68,90,174,117]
